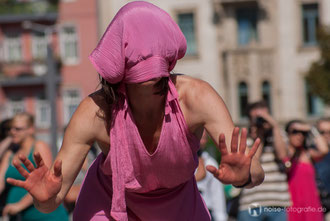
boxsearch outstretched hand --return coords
[206,127,260,186]
[7,152,62,203]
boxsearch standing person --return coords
[285,120,328,221]
[6,2,264,221]
[314,117,330,193]
[196,131,228,221]
[238,101,291,221]
[0,113,69,221]
[314,117,330,220]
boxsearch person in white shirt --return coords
[196,131,228,221]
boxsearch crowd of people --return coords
[196,100,330,221]
[0,1,328,221]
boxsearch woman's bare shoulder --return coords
[173,74,215,108]
[34,140,50,150]
[74,89,109,119]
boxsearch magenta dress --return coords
[288,160,323,221]
[72,80,210,221]
[74,2,210,220]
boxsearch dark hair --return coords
[0,119,12,140]
[246,100,269,120]
[99,75,120,107]
[285,119,305,133]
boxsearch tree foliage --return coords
[305,26,330,104]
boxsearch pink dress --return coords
[76,2,210,220]
[288,160,323,221]
[72,80,210,221]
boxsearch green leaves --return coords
[306,26,330,105]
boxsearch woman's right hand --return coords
[6,152,62,203]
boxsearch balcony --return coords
[0,58,61,87]
[0,0,58,23]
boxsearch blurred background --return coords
[0,0,329,156]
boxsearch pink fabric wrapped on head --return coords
[89,1,187,84]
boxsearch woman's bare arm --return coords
[182,77,264,187]
[44,96,103,211]
[7,96,103,213]
[0,137,12,160]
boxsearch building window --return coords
[32,32,47,60]
[35,95,50,128]
[305,81,323,116]
[6,98,25,118]
[178,12,197,56]
[63,89,81,125]
[302,4,319,46]
[262,81,271,112]
[60,25,79,64]
[238,82,248,118]
[3,33,22,62]
[236,8,258,46]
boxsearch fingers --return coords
[34,152,45,168]
[239,128,248,154]
[248,138,261,158]
[6,178,25,188]
[205,165,219,177]
[230,127,240,153]
[217,134,228,156]
[18,154,35,172]
[12,160,29,179]
[53,160,62,177]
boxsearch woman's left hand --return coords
[206,127,260,186]
[2,203,22,216]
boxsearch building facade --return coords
[213,0,330,123]
[0,0,99,153]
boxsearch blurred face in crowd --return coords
[318,120,330,145]
[10,115,34,145]
[287,122,309,149]
[249,107,268,121]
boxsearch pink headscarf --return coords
[89,1,187,84]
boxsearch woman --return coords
[285,120,328,221]
[7,2,264,221]
[0,113,68,221]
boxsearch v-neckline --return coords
[127,105,166,156]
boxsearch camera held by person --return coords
[247,102,275,147]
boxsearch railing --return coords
[0,58,57,78]
[224,48,274,78]
[0,0,58,16]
